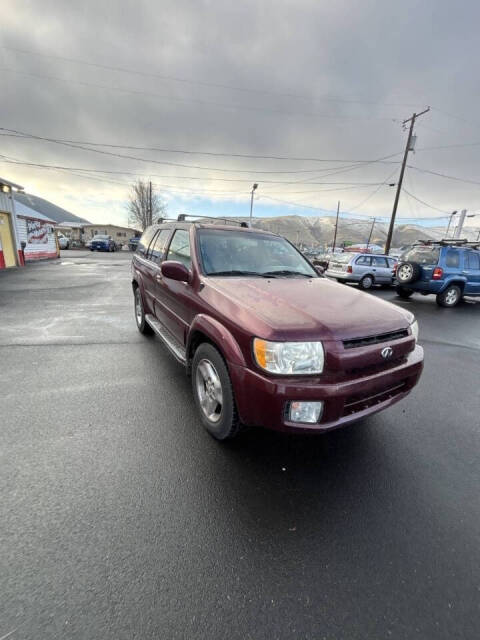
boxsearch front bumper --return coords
[230,345,424,433]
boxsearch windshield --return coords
[401,247,440,265]
[93,235,109,240]
[198,229,317,277]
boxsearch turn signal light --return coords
[432,267,443,280]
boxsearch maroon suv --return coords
[131,217,423,440]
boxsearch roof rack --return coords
[415,238,480,249]
[177,213,249,228]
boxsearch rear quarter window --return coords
[445,250,460,268]
[466,252,480,269]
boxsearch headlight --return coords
[253,339,324,374]
[410,320,419,343]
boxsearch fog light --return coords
[288,401,323,424]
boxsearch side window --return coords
[356,256,371,265]
[150,229,171,263]
[373,257,388,267]
[167,229,191,268]
[445,250,460,268]
[136,227,157,257]
[466,252,480,270]
[387,258,396,268]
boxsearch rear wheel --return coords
[436,284,461,308]
[359,275,374,290]
[134,287,153,334]
[192,343,241,440]
[396,286,414,299]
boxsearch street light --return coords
[249,183,258,224]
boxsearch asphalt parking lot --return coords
[1,250,479,640]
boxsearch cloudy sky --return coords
[2,0,480,228]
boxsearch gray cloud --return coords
[1,0,480,225]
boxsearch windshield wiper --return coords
[207,270,268,277]
[261,270,313,278]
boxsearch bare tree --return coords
[126,180,167,230]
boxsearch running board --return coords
[145,314,187,365]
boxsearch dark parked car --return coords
[395,240,480,307]
[131,216,423,440]
[90,234,116,252]
[129,236,141,251]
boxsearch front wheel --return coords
[192,343,241,440]
[436,284,461,308]
[359,275,374,290]
[396,286,414,299]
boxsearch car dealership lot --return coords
[0,251,478,640]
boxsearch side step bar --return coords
[145,314,187,365]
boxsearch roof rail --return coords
[415,238,471,247]
[177,213,249,228]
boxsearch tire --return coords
[396,286,414,299]
[134,286,153,334]
[192,343,241,440]
[359,274,374,290]
[436,284,462,308]
[396,261,421,284]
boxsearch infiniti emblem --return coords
[381,346,393,359]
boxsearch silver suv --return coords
[325,253,397,289]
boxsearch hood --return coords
[203,277,413,341]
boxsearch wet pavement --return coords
[0,251,479,639]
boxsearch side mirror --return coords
[161,260,191,283]
[315,265,325,276]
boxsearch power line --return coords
[0,67,399,122]
[1,45,423,108]
[408,164,480,186]
[0,127,401,177]
[347,167,398,212]
[400,188,451,213]
[0,154,392,186]
[0,131,402,165]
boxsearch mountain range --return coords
[248,215,479,248]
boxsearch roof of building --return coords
[0,176,23,190]
[14,199,56,224]
[57,221,87,229]
[83,223,139,230]
[14,192,90,224]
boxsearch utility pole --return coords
[385,107,430,254]
[249,183,258,224]
[366,217,376,251]
[148,181,153,226]
[453,209,467,238]
[446,211,458,237]
[332,201,340,252]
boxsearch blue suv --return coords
[395,240,480,307]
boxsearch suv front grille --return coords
[343,329,408,350]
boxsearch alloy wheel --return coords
[195,359,223,423]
